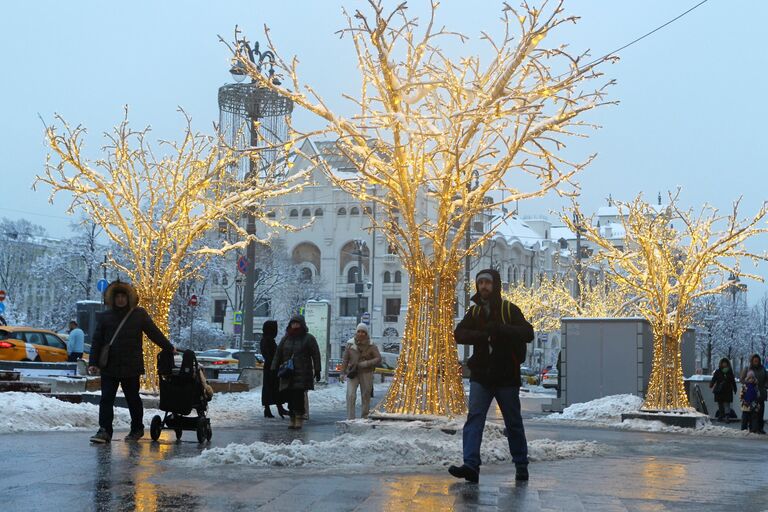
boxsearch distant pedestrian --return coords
[709,357,737,422]
[341,323,381,419]
[260,320,288,419]
[449,268,534,483]
[66,320,85,362]
[87,281,175,443]
[0,315,6,326]
[740,370,761,433]
[741,354,766,434]
[271,315,321,430]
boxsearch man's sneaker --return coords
[515,464,529,481]
[448,464,479,483]
[90,428,112,444]
[124,428,145,441]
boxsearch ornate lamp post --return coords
[218,38,293,349]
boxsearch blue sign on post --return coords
[361,311,371,325]
[97,279,109,293]
[237,256,248,274]
[0,302,5,314]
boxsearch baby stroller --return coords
[150,349,213,443]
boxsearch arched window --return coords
[383,271,391,283]
[337,207,347,216]
[314,208,324,217]
[350,207,360,216]
[302,208,311,217]
[291,242,322,276]
[266,210,276,218]
[289,209,299,218]
[363,206,372,215]
[299,267,313,283]
[394,271,402,283]
[507,267,513,283]
[513,267,518,285]
[347,266,359,284]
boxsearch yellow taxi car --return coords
[0,326,69,362]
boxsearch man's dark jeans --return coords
[67,352,83,362]
[463,380,528,472]
[99,375,143,434]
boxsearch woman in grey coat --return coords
[271,315,321,430]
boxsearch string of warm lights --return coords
[564,192,768,411]
[35,109,308,390]
[228,0,615,415]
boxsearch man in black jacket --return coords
[88,281,175,443]
[449,269,534,483]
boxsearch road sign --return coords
[237,255,248,274]
[96,279,109,293]
[0,290,5,302]
[539,333,548,343]
[188,295,198,307]
[233,311,243,325]
[361,311,371,325]
[0,302,5,314]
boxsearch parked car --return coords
[195,349,239,369]
[520,366,539,385]
[541,369,559,389]
[328,358,343,378]
[0,326,68,362]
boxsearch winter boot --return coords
[124,427,145,441]
[90,428,112,444]
[448,465,479,483]
[515,464,529,481]
[288,415,298,430]
[277,404,288,419]
[295,416,304,430]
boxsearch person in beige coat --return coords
[341,323,381,419]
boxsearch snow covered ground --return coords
[536,394,754,438]
[175,419,601,471]
[0,381,383,434]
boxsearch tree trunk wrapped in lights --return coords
[565,193,768,411]
[35,109,306,390]
[227,1,615,414]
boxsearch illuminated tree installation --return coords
[36,110,305,389]
[229,1,615,414]
[565,194,768,411]
[504,275,637,333]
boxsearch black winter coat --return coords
[271,316,321,392]
[260,321,284,406]
[710,368,737,403]
[455,268,534,387]
[90,307,173,379]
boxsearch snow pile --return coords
[177,422,601,469]
[551,394,644,422]
[0,392,157,433]
[0,381,383,433]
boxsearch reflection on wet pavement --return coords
[2,395,768,511]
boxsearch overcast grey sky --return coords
[1,1,766,299]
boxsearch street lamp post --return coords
[573,211,584,303]
[218,37,293,349]
[463,171,480,362]
[354,239,368,325]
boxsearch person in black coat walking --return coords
[87,280,175,443]
[448,268,534,484]
[260,320,288,418]
[271,315,321,430]
[709,357,737,422]
[741,354,767,434]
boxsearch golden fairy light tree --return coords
[565,193,768,411]
[504,274,637,333]
[228,1,615,415]
[35,109,305,389]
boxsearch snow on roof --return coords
[494,217,544,248]
[550,225,575,241]
[595,206,620,218]
[599,222,626,240]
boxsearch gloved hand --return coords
[485,321,502,338]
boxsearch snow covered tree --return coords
[36,109,307,389]
[228,0,615,415]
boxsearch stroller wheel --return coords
[174,428,183,441]
[150,415,163,441]
[196,418,207,443]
